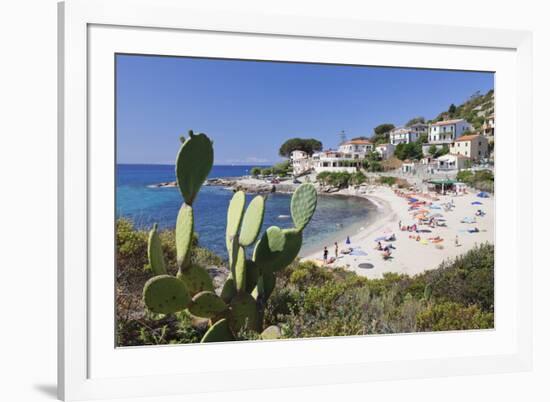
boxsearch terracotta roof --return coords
[431,119,466,126]
[455,134,481,142]
[342,139,372,145]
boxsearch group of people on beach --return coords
[322,242,339,265]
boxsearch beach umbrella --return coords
[429,204,441,209]
[471,201,483,205]
[374,236,386,242]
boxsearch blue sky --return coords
[116,55,493,165]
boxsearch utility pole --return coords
[338,130,347,145]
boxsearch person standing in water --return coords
[334,242,339,258]
[323,246,328,264]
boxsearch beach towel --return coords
[471,201,483,205]
[350,250,368,256]
[477,192,490,198]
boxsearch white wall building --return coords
[428,119,472,143]
[312,151,361,173]
[338,139,374,157]
[389,127,421,145]
[436,153,470,171]
[289,150,312,176]
[375,143,395,160]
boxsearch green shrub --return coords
[416,302,494,331]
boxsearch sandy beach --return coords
[302,185,494,278]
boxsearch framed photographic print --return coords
[58,0,533,400]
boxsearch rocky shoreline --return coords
[149,176,303,194]
[148,176,350,195]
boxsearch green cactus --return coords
[228,293,258,332]
[290,183,317,231]
[141,131,318,343]
[238,195,265,247]
[147,223,166,275]
[175,130,213,206]
[188,291,228,318]
[201,318,234,343]
[226,191,245,253]
[220,277,236,304]
[177,264,214,295]
[143,275,191,314]
[175,203,194,268]
[252,227,303,273]
[245,260,259,294]
[230,239,247,294]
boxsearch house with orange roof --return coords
[338,139,374,156]
[450,134,489,161]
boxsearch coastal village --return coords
[221,90,495,277]
[149,90,495,278]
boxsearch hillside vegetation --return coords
[116,219,494,345]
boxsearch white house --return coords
[290,150,312,176]
[389,127,421,145]
[375,143,395,160]
[312,151,361,173]
[436,153,470,171]
[338,139,374,157]
[428,119,472,143]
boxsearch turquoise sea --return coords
[116,164,374,259]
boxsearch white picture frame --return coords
[58,0,533,400]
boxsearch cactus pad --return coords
[147,223,166,275]
[143,275,191,314]
[226,191,245,253]
[245,260,259,294]
[229,293,258,333]
[175,131,213,205]
[238,195,265,247]
[177,264,214,296]
[257,270,276,300]
[252,226,284,266]
[290,183,317,231]
[175,203,194,268]
[230,240,246,293]
[188,291,227,318]
[201,318,234,343]
[253,227,303,272]
[220,277,236,304]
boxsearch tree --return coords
[428,145,438,156]
[250,167,262,177]
[394,142,423,161]
[260,168,273,176]
[374,123,395,136]
[405,116,425,127]
[279,138,323,158]
[448,104,457,115]
[272,160,291,176]
[434,144,449,158]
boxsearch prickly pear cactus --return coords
[143,275,191,314]
[175,130,213,205]
[147,224,166,276]
[141,131,318,343]
[290,183,317,231]
[238,195,265,247]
